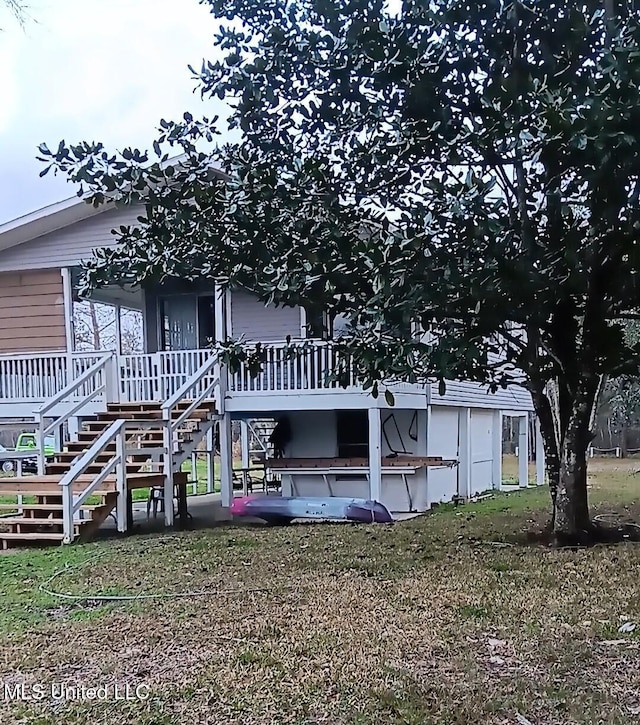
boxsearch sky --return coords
[0,0,230,223]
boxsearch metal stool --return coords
[146,485,193,521]
[146,486,164,519]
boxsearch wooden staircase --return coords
[0,400,217,548]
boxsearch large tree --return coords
[39,0,640,543]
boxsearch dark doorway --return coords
[336,410,369,458]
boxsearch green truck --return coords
[0,433,56,474]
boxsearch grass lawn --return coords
[0,460,639,724]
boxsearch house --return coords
[0,193,542,545]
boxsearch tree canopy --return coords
[39,0,640,541]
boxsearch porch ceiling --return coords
[85,285,144,310]
[71,266,144,310]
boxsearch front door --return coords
[160,296,198,351]
[160,294,216,352]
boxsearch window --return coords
[336,410,369,458]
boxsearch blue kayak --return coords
[231,495,393,524]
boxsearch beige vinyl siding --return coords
[0,270,66,352]
[0,206,142,273]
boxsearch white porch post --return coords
[492,410,503,490]
[535,416,545,486]
[163,418,175,528]
[104,352,119,404]
[458,407,472,499]
[190,452,198,495]
[214,281,228,412]
[240,420,250,469]
[114,303,123,356]
[67,417,80,442]
[417,408,429,457]
[206,425,215,494]
[224,287,232,338]
[61,268,75,396]
[214,281,227,340]
[61,268,75,354]
[220,413,233,508]
[368,407,382,501]
[518,413,529,488]
[417,407,429,509]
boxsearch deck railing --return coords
[0,341,422,407]
[229,341,359,394]
[0,351,109,404]
[0,350,215,405]
[119,349,214,402]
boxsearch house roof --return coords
[0,195,107,253]
[0,154,229,254]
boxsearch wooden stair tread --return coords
[0,503,105,511]
[107,399,216,410]
[0,473,166,496]
[0,489,113,498]
[0,516,84,525]
[0,532,65,541]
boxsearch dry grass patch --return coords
[0,459,639,724]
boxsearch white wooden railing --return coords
[230,341,358,393]
[0,341,423,412]
[35,353,116,474]
[0,351,106,403]
[160,354,220,525]
[58,419,166,544]
[119,349,214,402]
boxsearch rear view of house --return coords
[0,195,542,546]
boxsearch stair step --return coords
[0,532,65,542]
[45,465,150,476]
[54,451,164,465]
[0,489,113,498]
[106,400,216,412]
[0,516,73,525]
[92,409,212,423]
[54,453,117,463]
[0,503,105,511]
[67,438,164,453]
[0,473,166,497]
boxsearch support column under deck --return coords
[206,425,215,494]
[368,407,382,502]
[518,414,529,488]
[457,407,472,499]
[240,420,250,468]
[535,417,545,486]
[220,413,233,508]
[492,410,503,490]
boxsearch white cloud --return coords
[0,0,230,222]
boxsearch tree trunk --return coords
[554,426,591,543]
[532,376,601,544]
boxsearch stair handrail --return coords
[160,353,219,527]
[58,418,168,544]
[247,420,270,454]
[161,353,220,436]
[35,352,116,474]
[58,418,125,544]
